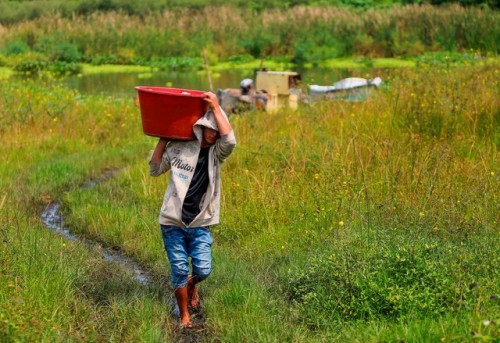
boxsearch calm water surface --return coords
[60,67,388,97]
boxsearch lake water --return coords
[60,67,387,97]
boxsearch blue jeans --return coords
[160,225,213,289]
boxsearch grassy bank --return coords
[1,61,498,341]
[0,4,498,69]
[3,53,499,81]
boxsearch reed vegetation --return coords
[1,62,498,341]
[0,0,496,24]
[0,4,498,71]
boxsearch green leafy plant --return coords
[51,43,82,63]
[415,51,479,67]
[47,61,83,76]
[11,52,48,74]
[2,40,30,56]
[285,241,476,327]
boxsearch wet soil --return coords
[40,169,207,342]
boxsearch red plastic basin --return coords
[135,86,207,140]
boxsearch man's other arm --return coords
[149,138,171,176]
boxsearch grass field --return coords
[0,62,498,341]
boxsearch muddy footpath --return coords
[40,169,206,342]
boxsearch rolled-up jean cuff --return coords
[193,268,211,282]
[171,276,188,289]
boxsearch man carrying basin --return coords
[148,91,236,329]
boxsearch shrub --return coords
[285,240,477,328]
[2,40,30,56]
[32,37,82,62]
[87,54,120,65]
[226,54,254,63]
[47,61,83,76]
[146,56,203,71]
[11,52,48,74]
[51,43,82,63]
[291,40,313,65]
[239,28,279,59]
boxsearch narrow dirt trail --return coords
[39,169,208,342]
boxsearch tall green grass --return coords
[1,63,498,341]
[0,4,498,67]
[0,79,173,341]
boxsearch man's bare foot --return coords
[174,286,191,329]
[188,286,200,309]
[180,318,193,330]
[187,275,200,309]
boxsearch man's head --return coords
[240,78,253,93]
[240,78,253,90]
[201,127,219,147]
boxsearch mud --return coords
[39,170,207,342]
[41,201,151,285]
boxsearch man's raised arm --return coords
[204,92,236,162]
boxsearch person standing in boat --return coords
[149,92,236,329]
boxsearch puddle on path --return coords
[40,169,151,285]
[41,201,151,285]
